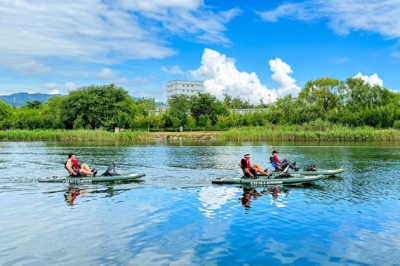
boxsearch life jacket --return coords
[239,159,251,170]
[71,159,80,170]
[64,159,80,173]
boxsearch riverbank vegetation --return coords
[1,77,400,141]
[2,122,400,141]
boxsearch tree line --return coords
[1,77,400,131]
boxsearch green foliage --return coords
[223,93,253,109]
[185,116,196,131]
[170,116,181,131]
[298,77,341,117]
[130,115,148,130]
[42,96,65,129]
[148,115,165,130]
[135,98,157,116]
[393,120,400,129]
[12,107,45,129]
[198,114,211,129]
[0,100,13,129]
[3,76,400,134]
[61,84,135,130]
[301,119,332,131]
[0,129,148,141]
[217,125,395,141]
[24,100,43,109]
[168,94,191,125]
[190,93,229,125]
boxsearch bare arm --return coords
[244,168,254,177]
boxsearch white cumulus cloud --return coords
[189,48,300,104]
[354,72,383,87]
[269,58,301,96]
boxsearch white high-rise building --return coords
[166,80,204,104]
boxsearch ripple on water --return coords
[2,142,400,265]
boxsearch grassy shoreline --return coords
[1,126,400,141]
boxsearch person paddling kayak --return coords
[270,150,299,172]
[240,153,270,178]
[65,153,97,177]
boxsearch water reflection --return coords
[62,185,135,206]
[240,187,290,210]
[64,186,88,206]
[198,186,241,218]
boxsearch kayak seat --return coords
[64,160,87,177]
[100,162,120,176]
[303,163,317,171]
[275,165,292,178]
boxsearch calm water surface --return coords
[1,140,400,266]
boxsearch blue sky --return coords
[0,0,398,104]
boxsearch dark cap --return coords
[244,153,250,157]
[272,150,278,154]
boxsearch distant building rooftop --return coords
[166,80,204,104]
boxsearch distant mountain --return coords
[0,92,62,107]
[0,92,165,107]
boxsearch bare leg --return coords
[252,164,271,176]
[81,163,91,171]
[80,163,94,175]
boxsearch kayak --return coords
[39,163,145,183]
[295,168,344,176]
[265,167,344,177]
[38,173,145,183]
[212,174,324,185]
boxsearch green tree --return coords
[170,116,181,131]
[198,114,211,129]
[297,77,341,120]
[24,100,43,109]
[61,84,135,130]
[136,98,157,116]
[42,96,66,129]
[13,108,45,129]
[186,116,196,131]
[148,115,165,131]
[190,93,229,125]
[168,94,191,125]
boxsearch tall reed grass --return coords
[218,126,400,141]
[0,129,149,141]
[1,126,400,141]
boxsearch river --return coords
[1,140,400,265]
